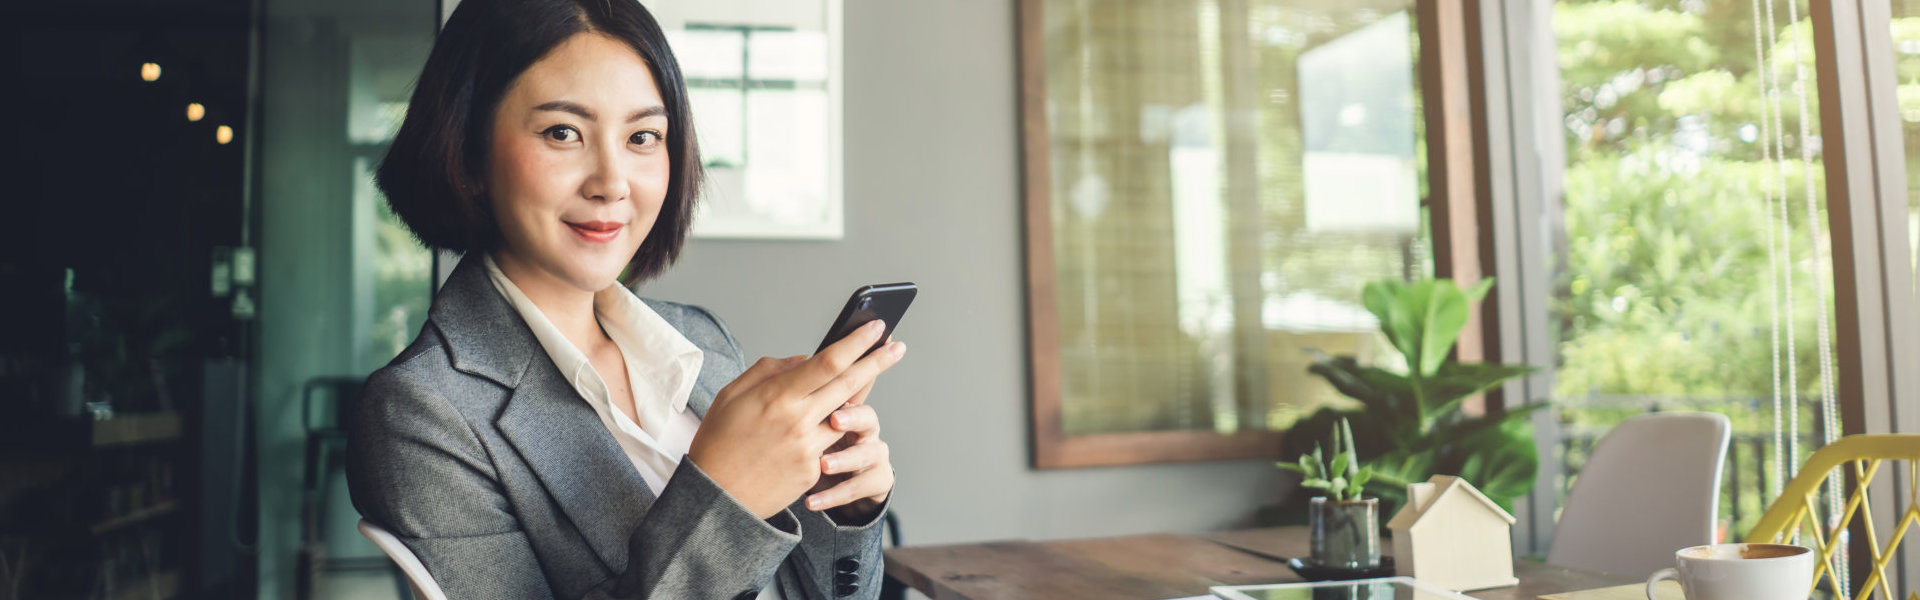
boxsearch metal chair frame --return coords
[1748,434,1920,600]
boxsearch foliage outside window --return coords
[1894,2,1920,277]
[1548,0,1839,540]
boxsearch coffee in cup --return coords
[1644,543,1814,600]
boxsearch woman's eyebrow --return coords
[533,101,666,123]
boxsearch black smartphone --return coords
[815,282,917,358]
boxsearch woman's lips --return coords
[566,220,623,243]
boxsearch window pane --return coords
[747,30,828,82]
[1042,0,1425,437]
[742,89,832,224]
[1895,2,1920,282]
[691,88,746,168]
[1549,0,1838,541]
[668,29,746,80]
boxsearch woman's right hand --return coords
[688,320,907,519]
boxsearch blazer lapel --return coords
[431,255,656,573]
[687,370,717,420]
[496,357,656,572]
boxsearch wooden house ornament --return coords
[1387,475,1518,591]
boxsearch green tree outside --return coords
[1552,0,1920,538]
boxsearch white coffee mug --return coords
[1644,543,1814,600]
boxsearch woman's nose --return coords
[579,146,628,203]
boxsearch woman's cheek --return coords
[500,141,568,200]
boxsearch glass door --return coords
[253,0,438,597]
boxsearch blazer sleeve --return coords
[347,355,810,600]
[689,305,892,600]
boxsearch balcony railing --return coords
[1550,394,1831,541]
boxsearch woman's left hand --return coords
[806,380,893,523]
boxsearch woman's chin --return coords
[563,264,632,291]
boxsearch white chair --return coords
[358,519,451,600]
[1546,411,1731,579]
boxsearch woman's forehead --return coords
[509,32,663,110]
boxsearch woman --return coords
[344,0,901,598]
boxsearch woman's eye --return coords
[631,131,662,147]
[542,126,579,142]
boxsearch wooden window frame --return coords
[1018,0,1494,468]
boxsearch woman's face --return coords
[487,32,670,295]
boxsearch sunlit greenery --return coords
[1548,0,1920,539]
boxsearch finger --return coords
[836,337,894,408]
[805,465,895,512]
[821,436,887,476]
[723,355,807,399]
[842,381,875,408]
[801,341,905,424]
[827,404,879,439]
[777,321,888,398]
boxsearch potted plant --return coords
[1279,418,1379,570]
[1281,278,1540,520]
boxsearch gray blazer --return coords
[347,256,886,600]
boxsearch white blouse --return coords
[482,256,789,599]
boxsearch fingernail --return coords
[822,457,838,472]
[864,320,885,338]
[890,342,907,358]
[807,495,824,510]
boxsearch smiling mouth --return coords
[566,220,623,243]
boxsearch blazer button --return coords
[835,557,861,573]
[834,583,859,597]
[835,572,858,585]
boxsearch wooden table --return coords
[885,526,1635,600]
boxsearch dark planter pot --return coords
[1309,497,1380,569]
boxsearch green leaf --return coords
[1276,462,1305,474]
[1305,357,1416,436]
[1330,477,1348,500]
[1446,416,1540,510]
[1383,281,1431,373]
[1417,280,1471,377]
[1298,455,1320,479]
[1423,403,1549,450]
[1331,420,1345,462]
[1463,277,1495,305]
[1349,465,1375,499]
[1361,280,1398,330]
[1340,418,1360,478]
[1420,362,1538,418]
[1330,454,1349,480]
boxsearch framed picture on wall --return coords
[652,0,844,240]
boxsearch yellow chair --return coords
[1747,434,1920,600]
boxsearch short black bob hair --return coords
[376,0,701,286]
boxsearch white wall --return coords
[644,0,1291,548]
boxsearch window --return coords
[1542,0,1841,542]
[1895,2,1920,280]
[1021,0,1431,467]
